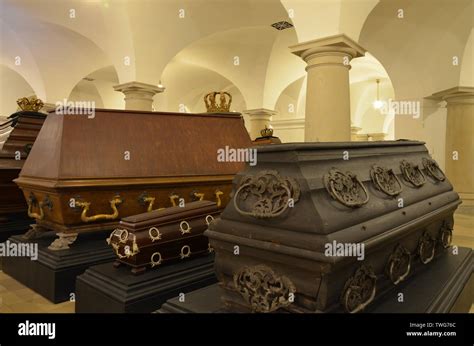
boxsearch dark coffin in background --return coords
[0,111,46,242]
[206,140,462,313]
[14,108,251,249]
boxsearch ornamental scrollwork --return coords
[422,158,446,182]
[340,265,377,313]
[370,165,403,197]
[233,264,296,313]
[324,169,369,208]
[400,160,426,187]
[233,170,300,218]
[385,244,411,285]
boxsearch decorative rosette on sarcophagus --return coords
[14,108,251,250]
[106,200,220,275]
[205,140,460,313]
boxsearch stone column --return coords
[244,108,277,140]
[290,34,366,142]
[429,87,474,205]
[113,81,165,111]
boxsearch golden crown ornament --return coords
[204,91,232,112]
[17,96,44,112]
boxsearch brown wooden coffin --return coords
[206,140,461,313]
[107,200,219,274]
[14,108,251,249]
[0,111,46,240]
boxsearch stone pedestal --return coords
[429,87,474,205]
[244,108,276,140]
[291,34,365,142]
[114,81,165,111]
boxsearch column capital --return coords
[113,81,165,95]
[113,81,165,111]
[290,34,366,68]
[243,108,278,119]
[427,86,474,105]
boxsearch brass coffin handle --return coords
[149,227,162,242]
[107,229,139,259]
[193,192,205,201]
[75,195,122,223]
[180,245,191,259]
[27,194,52,220]
[215,190,224,207]
[138,193,156,212]
[169,194,180,207]
[150,252,163,267]
[179,220,191,235]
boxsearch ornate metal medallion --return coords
[324,169,369,208]
[400,160,426,187]
[340,265,377,313]
[233,170,300,218]
[233,264,296,313]
[438,220,453,248]
[385,244,411,285]
[422,158,446,182]
[370,165,403,196]
[418,231,436,264]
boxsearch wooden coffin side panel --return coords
[16,181,231,232]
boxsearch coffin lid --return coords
[119,200,218,230]
[18,108,251,181]
[215,140,460,259]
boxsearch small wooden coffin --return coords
[0,111,46,240]
[206,140,461,313]
[14,109,251,249]
[107,200,219,274]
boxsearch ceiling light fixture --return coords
[372,79,384,109]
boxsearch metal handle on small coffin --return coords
[75,195,122,223]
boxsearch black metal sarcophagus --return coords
[205,140,461,313]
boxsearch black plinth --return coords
[2,232,115,303]
[0,215,31,243]
[158,247,473,313]
[75,254,217,313]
